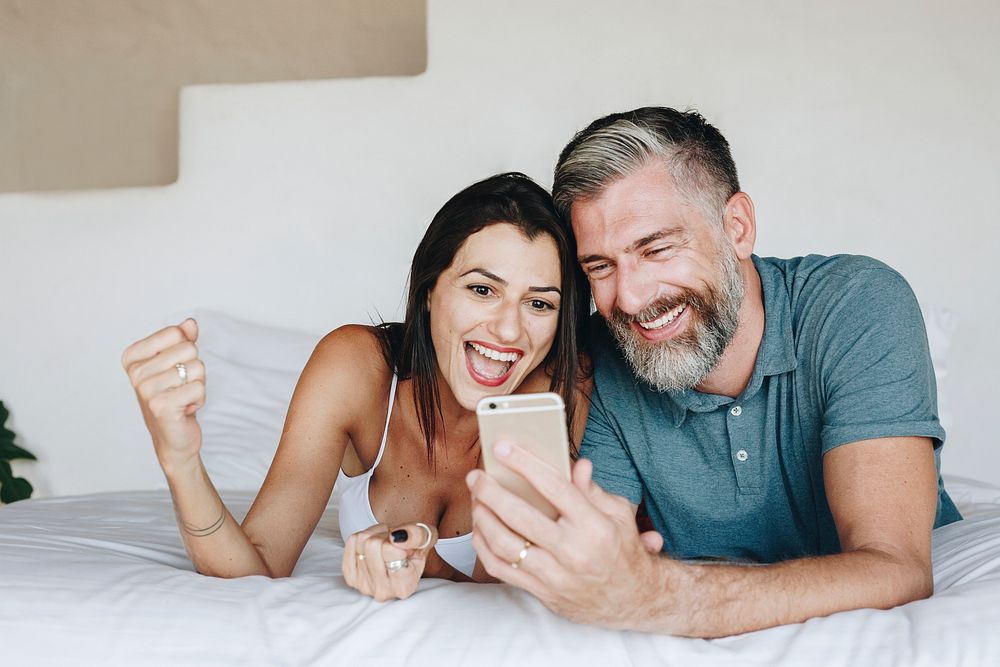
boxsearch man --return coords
[465,106,961,637]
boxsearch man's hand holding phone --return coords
[468,392,667,629]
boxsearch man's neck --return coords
[694,261,765,398]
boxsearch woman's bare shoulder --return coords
[298,324,393,411]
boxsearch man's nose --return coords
[614,263,658,316]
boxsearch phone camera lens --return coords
[489,402,497,410]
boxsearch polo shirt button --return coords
[730,405,742,416]
[736,449,749,462]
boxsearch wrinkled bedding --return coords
[2,477,999,666]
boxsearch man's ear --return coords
[723,192,756,260]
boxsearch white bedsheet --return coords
[2,479,999,666]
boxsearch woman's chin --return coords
[452,372,524,411]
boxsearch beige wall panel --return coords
[0,0,426,192]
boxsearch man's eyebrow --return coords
[626,227,685,253]
[578,227,685,264]
[461,268,560,295]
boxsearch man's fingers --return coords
[489,442,589,522]
[471,528,548,595]
[572,456,594,492]
[471,499,566,581]
[571,458,630,518]
[639,530,664,554]
[467,469,561,552]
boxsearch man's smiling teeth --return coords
[639,303,687,330]
[469,342,521,363]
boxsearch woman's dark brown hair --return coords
[376,172,589,465]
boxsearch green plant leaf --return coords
[0,441,37,461]
[0,478,33,503]
[0,401,15,444]
[0,402,36,502]
[0,459,34,503]
[0,400,37,461]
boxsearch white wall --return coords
[2,0,997,496]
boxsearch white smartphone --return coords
[476,392,572,519]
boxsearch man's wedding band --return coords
[511,540,531,569]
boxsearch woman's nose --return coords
[488,301,521,343]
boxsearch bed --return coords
[2,311,998,666]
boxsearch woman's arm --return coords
[124,321,382,578]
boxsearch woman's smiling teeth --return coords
[639,303,687,330]
[466,342,521,379]
[469,342,521,362]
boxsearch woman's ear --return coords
[722,192,756,260]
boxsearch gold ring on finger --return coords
[356,552,366,561]
[511,540,531,569]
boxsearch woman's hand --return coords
[122,318,206,473]
[343,522,439,601]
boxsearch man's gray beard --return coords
[607,247,745,393]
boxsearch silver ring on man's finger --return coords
[175,363,188,385]
[386,559,410,572]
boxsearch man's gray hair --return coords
[552,107,740,225]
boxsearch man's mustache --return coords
[609,291,705,326]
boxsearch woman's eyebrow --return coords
[461,268,560,295]
[461,268,507,285]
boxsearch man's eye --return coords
[587,263,610,276]
[647,245,672,257]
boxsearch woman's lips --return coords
[464,342,520,387]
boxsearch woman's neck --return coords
[400,373,480,451]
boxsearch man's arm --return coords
[467,435,937,637]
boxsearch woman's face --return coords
[428,223,562,411]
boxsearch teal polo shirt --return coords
[580,254,961,563]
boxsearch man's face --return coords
[571,161,745,392]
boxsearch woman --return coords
[121,173,590,601]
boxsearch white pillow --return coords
[919,302,957,433]
[191,310,321,491]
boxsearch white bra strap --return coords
[370,373,398,471]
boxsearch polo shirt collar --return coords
[664,254,798,427]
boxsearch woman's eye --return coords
[528,299,556,311]
[471,285,493,297]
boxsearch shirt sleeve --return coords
[816,265,946,454]
[578,378,644,505]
